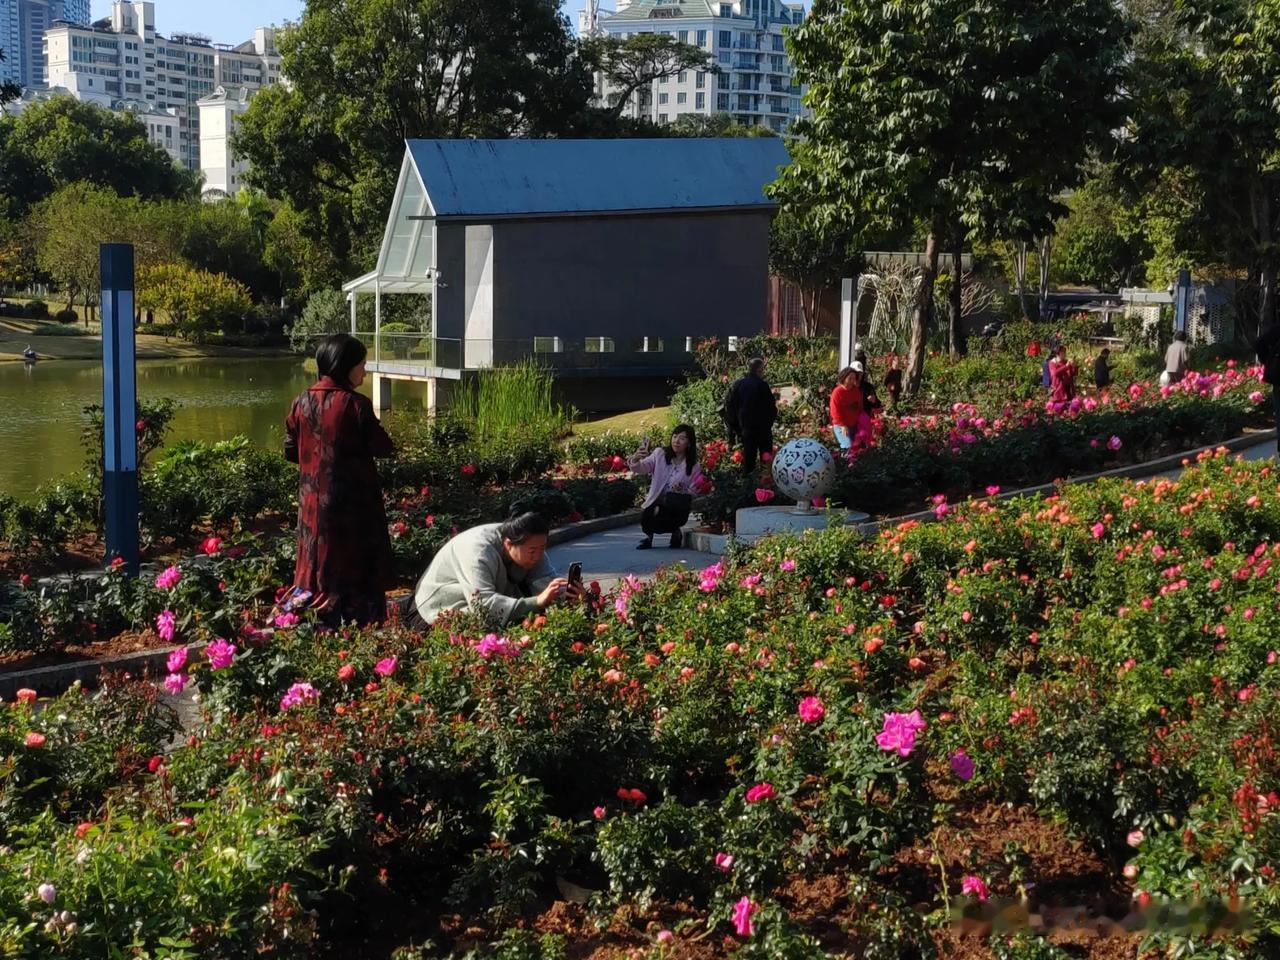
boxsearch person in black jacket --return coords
[854,349,883,416]
[726,357,778,473]
[1256,323,1280,451]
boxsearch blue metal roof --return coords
[405,138,790,219]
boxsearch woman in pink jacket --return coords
[628,424,703,550]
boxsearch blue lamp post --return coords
[100,243,139,574]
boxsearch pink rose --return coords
[732,896,757,937]
[201,536,222,556]
[961,875,990,902]
[25,731,46,748]
[745,782,775,804]
[875,710,927,757]
[714,852,735,872]
[205,638,236,670]
[797,696,825,724]
[755,488,775,504]
[374,656,398,677]
[154,566,182,590]
[949,749,975,782]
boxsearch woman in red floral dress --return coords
[284,334,395,625]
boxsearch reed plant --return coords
[453,361,575,439]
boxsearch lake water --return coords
[0,357,429,495]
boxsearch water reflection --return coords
[0,357,435,495]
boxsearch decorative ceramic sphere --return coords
[771,438,835,504]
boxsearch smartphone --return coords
[567,562,583,587]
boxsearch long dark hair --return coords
[500,502,551,543]
[315,334,368,386]
[664,423,699,476]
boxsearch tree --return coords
[583,33,717,120]
[27,184,189,319]
[776,0,1129,391]
[234,0,594,276]
[668,112,776,138]
[768,206,862,336]
[290,288,351,352]
[1053,171,1149,291]
[136,263,252,342]
[0,96,197,218]
[1123,0,1280,337]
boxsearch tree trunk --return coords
[1038,235,1053,320]
[949,232,966,357]
[1015,241,1028,319]
[904,225,941,396]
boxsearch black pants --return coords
[641,502,688,536]
[740,430,773,473]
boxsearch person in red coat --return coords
[285,334,396,625]
[829,364,865,450]
[1048,344,1078,404]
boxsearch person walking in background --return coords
[829,365,865,450]
[629,424,703,550]
[883,354,903,410]
[854,349,883,416]
[408,505,581,628]
[726,357,777,473]
[1093,347,1113,391]
[285,333,395,625]
[1255,323,1280,454]
[1162,329,1191,386]
[1048,343,1078,403]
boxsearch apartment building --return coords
[197,83,251,198]
[42,1,281,171]
[584,0,805,133]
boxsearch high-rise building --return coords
[586,0,805,133]
[0,0,90,88]
[0,0,21,88]
[42,1,282,170]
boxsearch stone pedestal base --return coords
[734,505,870,542]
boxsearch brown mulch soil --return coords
[0,629,166,673]
[347,802,1152,959]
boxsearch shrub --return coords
[53,308,77,323]
[22,299,48,319]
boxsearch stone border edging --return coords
[686,428,1278,555]
[0,642,206,701]
[548,509,643,545]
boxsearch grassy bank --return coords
[0,317,292,362]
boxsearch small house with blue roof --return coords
[343,137,790,411]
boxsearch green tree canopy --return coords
[136,262,253,342]
[768,207,863,336]
[668,112,776,138]
[0,96,197,219]
[1053,170,1150,291]
[775,0,1129,390]
[582,32,718,120]
[234,0,594,274]
[1122,0,1280,336]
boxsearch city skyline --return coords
[84,1,600,46]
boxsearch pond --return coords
[0,357,430,495]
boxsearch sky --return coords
[90,1,592,46]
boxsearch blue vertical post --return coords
[1173,268,1192,336]
[101,244,139,575]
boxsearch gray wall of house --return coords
[432,210,770,375]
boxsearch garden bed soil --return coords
[333,801,1148,959]
[0,628,164,673]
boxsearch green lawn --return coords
[570,405,670,437]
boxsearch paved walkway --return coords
[549,439,1278,593]
[547,525,710,595]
